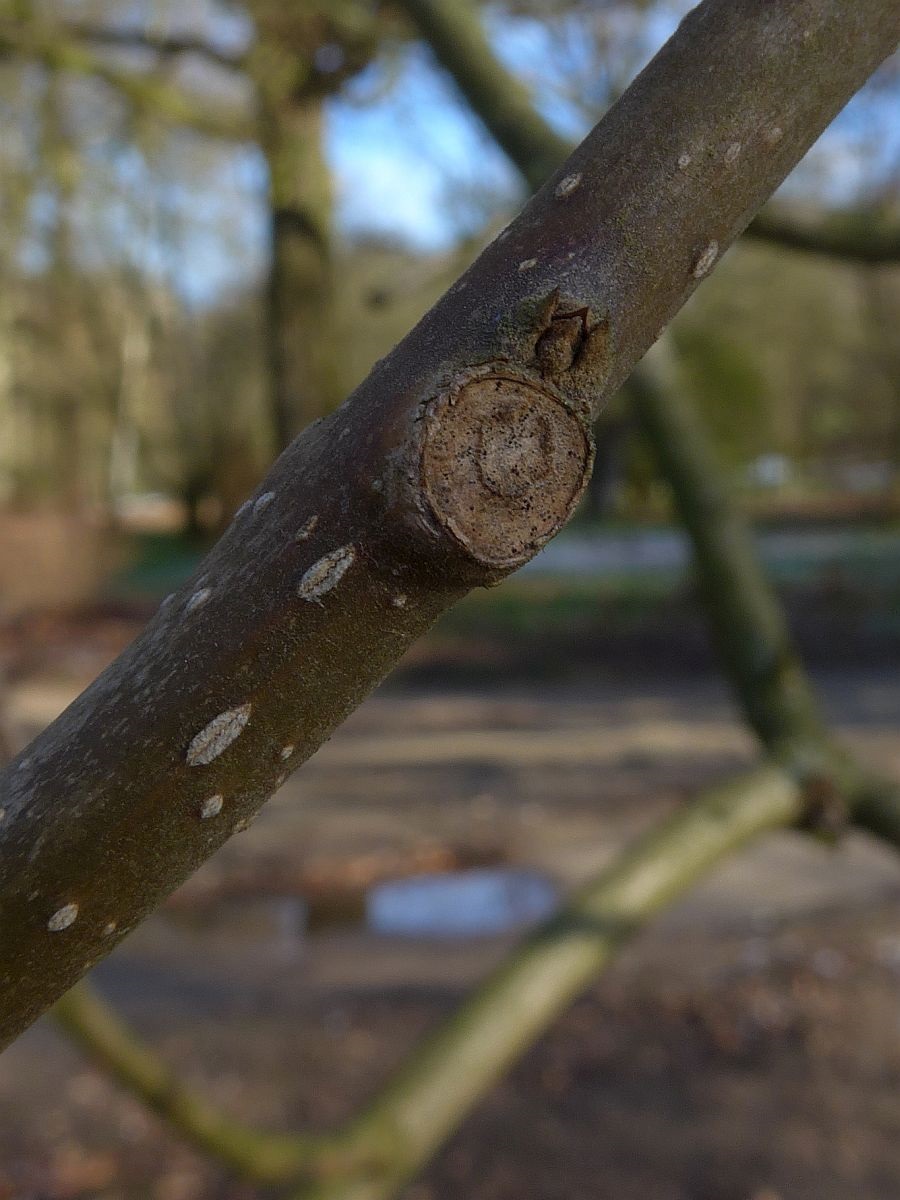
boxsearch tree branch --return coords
[396,0,570,192]
[55,763,805,1195]
[398,0,900,265]
[398,0,900,826]
[57,22,248,73]
[59,762,808,1194]
[3,0,897,1051]
[629,341,900,839]
[630,341,828,756]
[744,207,900,263]
[54,981,330,1184]
[294,766,809,1200]
[0,22,254,141]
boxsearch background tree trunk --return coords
[260,93,338,448]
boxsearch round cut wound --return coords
[421,374,590,568]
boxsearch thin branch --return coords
[3,0,897,1052]
[54,982,328,1184]
[295,764,807,1200]
[744,207,900,264]
[0,22,254,140]
[397,0,900,266]
[58,22,248,73]
[629,341,828,756]
[55,763,806,1194]
[630,342,900,841]
[396,0,570,192]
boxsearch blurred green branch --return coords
[397,0,900,265]
[53,23,249,72]
[631,340,828,757]
[54,982,329,1185]
[56,762,808,1196]
[631,341,900,837]
[0,18,254,140]
[746,208,900,264]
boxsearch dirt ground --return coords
[2,642,900,1200]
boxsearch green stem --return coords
[293,764,805,1200]
[53,982,337,1185]
[631,341,827,756]
[630,343,900,843]
[398,0,569,193]
[55,764,805,1196]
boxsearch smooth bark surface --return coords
[2,0,897,1050]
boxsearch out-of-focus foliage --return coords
[0,0,897,530]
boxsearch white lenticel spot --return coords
[392,594,408,608]
[297,544,356,602]
[254,491,275,514]
[554,172,582,198]
[186,703,252,766]
[280,744,294,760]
[186,587,211,613]
[518,258,538,272]
[296,515,319,541]
[276,772,287,787]
[48,902,79,932]
[199,793,224,820]
[692,240,719,279]
[102,921,118,937]
[766,125,784,144]
[677,151,691,169]
[724,141,741,163]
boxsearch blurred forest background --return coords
[2,3,900,1200]
[0,0,898,616]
